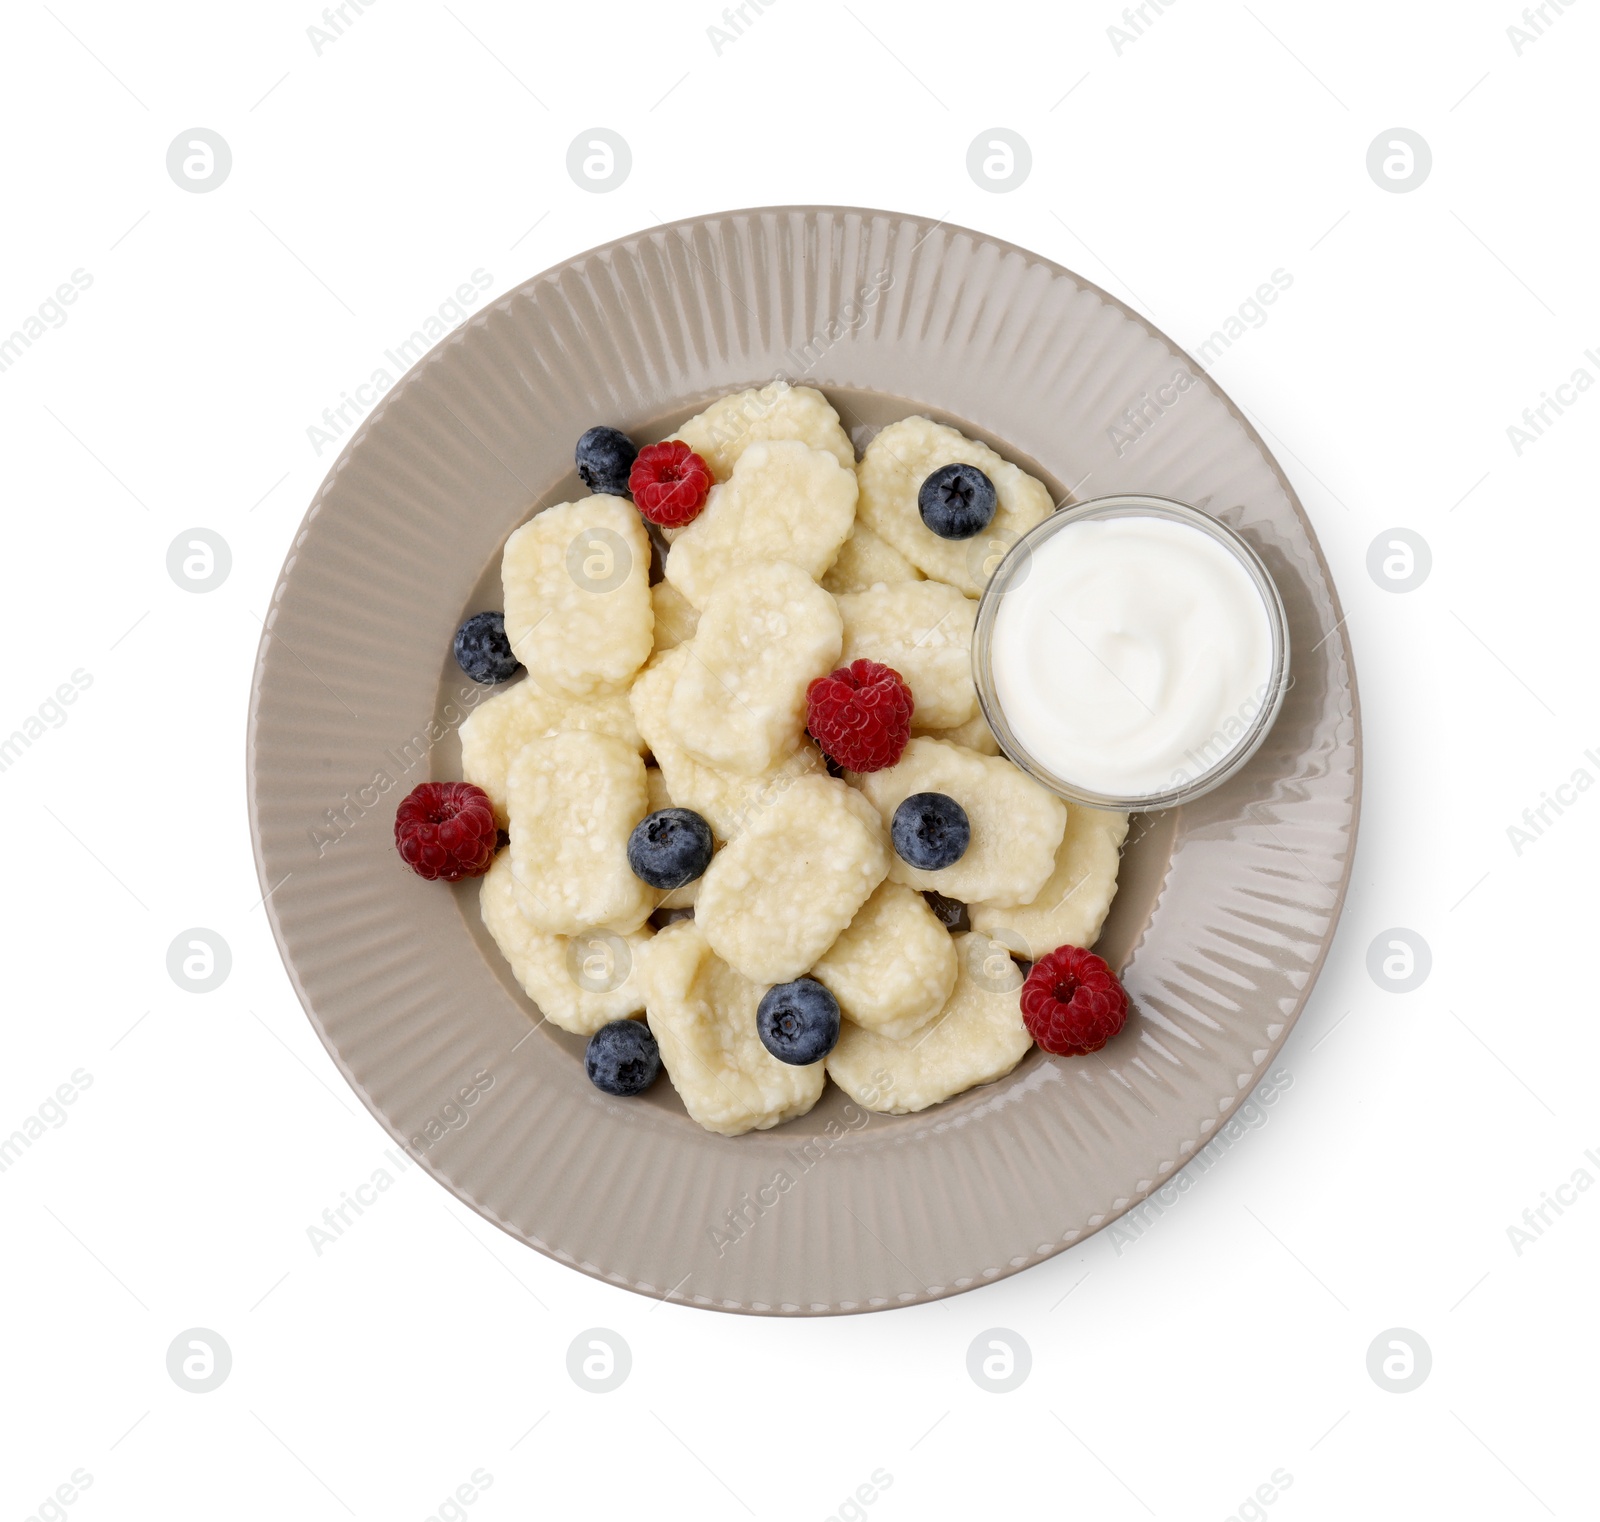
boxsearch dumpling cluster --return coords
[465,383,1127,1135]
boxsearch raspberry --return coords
[628,440,712,527]
[1020,945,1129,1056]
[394,782,497,882]
[806,659,914,773]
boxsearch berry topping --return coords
[918,463,998,540]
[394,782,497,882]
[575,425,639,496]
[627,807,715,890]
[806,659,914,773]
[628,440,713,527]
[453,610,523,684]
[585,1019,662,1096]
[1021,945,1129,1056]
[891,792,970,870]
[756,978,841,1066]
[923,890,968,930]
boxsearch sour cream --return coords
[984,509,1278,801]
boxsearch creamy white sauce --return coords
[989,514,1273,798]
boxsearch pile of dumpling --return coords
[464,382,1127,1136]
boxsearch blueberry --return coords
[756,978,841,1066]
[585,1019,661,1097]
[923,890,968,930]
[627,808,714,890]
[917,463,997,540]
[575,426,638,496]
[892,792,971,870]
[453,611,523,683]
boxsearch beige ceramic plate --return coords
[247,207,1360,1314]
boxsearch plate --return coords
[247,206,1360,1314]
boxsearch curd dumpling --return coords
[821,521,922,595]
[638,920,826,1136]
[480,854,650,1033]
[694,776,889,985]
[461,678,642,824]
[668,560,842,777]
[811,881,957,1041]
[856,416,1053,596]
[650,580,700,652]
[850,738,1065,907]
[970,806,1129,959]
[671,380,854,480]
[629,648,828,842]
[665,440,857,610]
[919,710,1001,755]
[506,731,653,934]
[502,496,653,696]
[827,932,1034,1114]
[835,581,977,731]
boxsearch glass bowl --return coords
[971,494,1291,812]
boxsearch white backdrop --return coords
[2,1,1594,1518]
